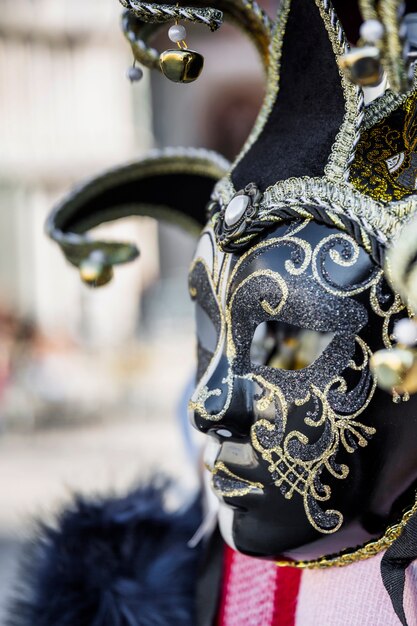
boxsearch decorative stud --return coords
[225,195,250,227]
[79,250,114,288]
[213,182,263,250]
[127,63,144,83]
[370,347,417,396]
[359,19,385,44]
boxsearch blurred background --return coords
[0,0,276,619]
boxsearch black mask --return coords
[190,219,417,563]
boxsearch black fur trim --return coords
[8,481,203,626]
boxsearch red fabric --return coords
[217,546,302,626]
[216,545,235,625]
[273,567,302,626]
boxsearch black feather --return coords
[8,481,203,626]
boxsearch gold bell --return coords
[159,49,204,84]
[370,347,417,395]
[338,46,383,87]
[80,251,114,288]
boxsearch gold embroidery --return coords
[350,91,417,202]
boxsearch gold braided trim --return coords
[358,0,378,22]
[213,171,417,255]
[119,1,223,29]
[363,89,409,130]
[262,177,399,238]
[379,0,408,94]
[319,0,364,183]
[275,496,417,569]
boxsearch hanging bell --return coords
[338,46,383,87]
[79,251,114,288]
[370,347,417,395]
[159,49,204,84]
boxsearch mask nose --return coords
[189,350,255,438]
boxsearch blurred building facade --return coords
[0,0,157,344]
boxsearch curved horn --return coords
[47,148,230,285]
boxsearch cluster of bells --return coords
[339,13,417,88]
[79,251,114,289]
[127,21,204,84]
[370,318,417,403]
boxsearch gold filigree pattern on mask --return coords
[250,337,376,535]
[311,232,382,297]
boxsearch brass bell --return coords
[370,347,417,395]
[338,46,383,87]
[159,49,204,84]
[80,251,114,288]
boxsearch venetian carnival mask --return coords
[189,217,415,563]
[48,0,417,572]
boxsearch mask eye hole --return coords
[195,302,219,382]
[196,302,218,355]
[250,321,335,371]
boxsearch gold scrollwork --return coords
[250,337,376,535]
